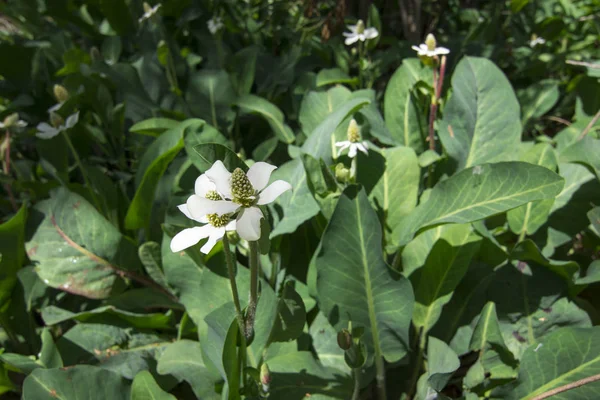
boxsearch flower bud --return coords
[260,363,271,392]
[90,46,102,62]
[53,84,69,103]
[346,119,361,143]
[335,163,350,182]
[356,20,365,34]
[425,33,437,51]
[143,2,153,14]
[337,328,352,350]
[50,112,64,128]
[3,113,19,128]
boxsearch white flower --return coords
[530,37,546,48]
[36,112,79,140]
[335,119,368,158]
[139,2,161,22]
[0,113,27,130]
[187,161,292,241]
[170,174,237,254]
[207,17,223,34]
[412,33,449,57]
[343,20,378,46]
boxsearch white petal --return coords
[170,225,213,252]
[205,160,232,199]
[335,140,351,147]
[177,204,194,220]
[342,32,354,38]
[411,45,422,52]
[337,142,351,156]
[358,34,366,41]
[346,24,358,33]
[258,180,292,205]
[247,162,277,191]
[348,144,358,158]
[65,112,79,129]
[186,194,239,218]
[0,123,5,128]
[225,220,237,231]
[195,174,216,197]
[357,142,369,155]
[345,35,359,45]
[48,103,62,113]
[236,207,264,241]
[435,47,450,55]
[15,120,27,127]
[364,28,379,39]
[36,124,59,139]
[420,44,428,51]
[200,227,226,254]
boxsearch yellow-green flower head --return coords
[3,113,19,128]
[53,84,70,104]
[356,19,365,34]
[336,119,369,158]
[425,33,437,51]
[347,118,361,143]
[412,34,450,59]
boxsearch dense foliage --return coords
[0,0,599,399]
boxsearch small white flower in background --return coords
[335,119,369,158]
[139,2,161,23]
[36,111,79,140]
[0,113,27,130]
[186,161,291,242]
[343,19,378,46]
[412,33,450,57]
[170,174,237,254]
[207,17,223,34]
[529,36,546,48]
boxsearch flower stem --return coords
[222,234,245,333]
[351,368,361,400]
[245,241,259,339]
[350,157,358,183]
[428,66,438,151]
[3,130,18,211]
[61,130,102,212]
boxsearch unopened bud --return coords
[347,119,360,143]
[260,363,271,392]
[53,84,69,103]
[335,163,350,182]
[143,2,153,14]
[90,46,101,62]
[50,112,64,128]
[425,34,437,51]
[356,20,365,34]
[337,329,352,350]
[3,113,19,128]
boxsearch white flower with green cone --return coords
[343,19,378,46]
[36,111,79,140]
[335,119,368,158]
[412,33,449,57]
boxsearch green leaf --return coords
[138,242,171,293]
[384,59,427,150]
[186,70,236,132]
[22,365,130,400]
[125,121,203,230]
[427,337,460,392]
[316,68,357,87]
[560,136,600,180]
[507,143,558,236]
[26,188,139,299]
[438,57,522,170]
[0,205,27,308]
[268,352,353,398]
[588,207,600,235]
[192,142,248,173]
[131,370,176,400]
[519,80,560,127]
[222,318,241,399]
[411,224,481,334]
[235,94,295,143]
[316,186,414,363]
[156,340,220,400]
[309,312,350,374]
[365,147,420,253]
[229,46,259,96]
[500,327,600,399]
[40,328,63,369]
[510,240,579,283]
[41,305,173,330]
[97,0,134,35]
[396,162,565,246]
[299,86,352,137]
[269,282,307,343]
[129,118,180,137]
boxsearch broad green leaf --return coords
[130,118,180,137]
[40,328,62,369]
[0,205,27,307]
[510,240,579,283]
[138,242,171,293]
[560,136,600,180]
[412,224,481,334]
[438,57,522,170]
[427,337,460,392]
[0,352,43,374]
[268,352,353,398]
[131,370,176,400]
[269,281,306,343]
[0,356,15,395]
[299,86,351,136]
[229,46,259,95]
[235,94,295,143]
[507,143,558,236]
[576,260,600,286]
[22,365,130,400]
[156,340,220,400]
[41,305,173,330]
[222,318,241,400]
[396,162,565,246]
[192,142,248,173]
[519,80,560,127]
[186,70,236,131]
[309,312,350,374]
[316,68,357,87]
[316,187,414,363]
[364,146,420,253]
[126,121,203,230]
[98,0,134,35]
[588,207,600,235]
[384,58,427,150]
[500,327,600,399]
[26,188,140,299]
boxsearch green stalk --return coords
[62,130,102,212]
[222,234,245,333]
[245,241,259,339]
[351,368,361,400]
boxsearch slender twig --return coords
[566,59,600,68]
[531,373,600,400]
[407,327,425,399]
[222,234,245,333]
[3,130,18,211]
[544,116,571,126]
[578,108,600,140]
[245,241,259,339]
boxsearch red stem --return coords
[3,130,18,211]
[428,67,438,150]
